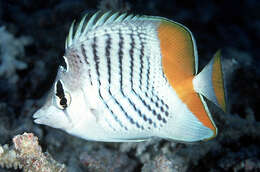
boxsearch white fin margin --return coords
[65,11,139,49]
[199,94,217,134]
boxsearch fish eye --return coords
[55,80,71,110]
[55,92,71,110]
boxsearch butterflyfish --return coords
[33,11,227,142]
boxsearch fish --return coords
[33,11,227,142]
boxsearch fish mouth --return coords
[32,107,74,130]
[32,109,46,124]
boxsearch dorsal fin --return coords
[65,11,139,49]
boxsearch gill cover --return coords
[33,78,73,130]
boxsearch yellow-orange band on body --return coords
[158,21,195,85]
[175,77,216,131]
[158,21,216,132]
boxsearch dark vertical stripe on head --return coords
[75,54,82,64]
[81,44,89,65]
[93,37,100,82]
[80,43,93,85]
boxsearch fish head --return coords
[32,59,95,132]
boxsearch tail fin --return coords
[193,50,227,112]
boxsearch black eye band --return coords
[56,80,65,99]
[60,56,68,71]
[60,97,68,108]
[55,80,68,109]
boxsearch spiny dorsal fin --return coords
[65,11,139,49]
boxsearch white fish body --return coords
[33,11,227,142]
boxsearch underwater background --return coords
[0,0,259,171]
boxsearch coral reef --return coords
[142,155,181,172]
[0,132,66,172]
[0,144,21,170]
[0,0,259,171]
[80,148,137,172]
[0,26,32,83]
